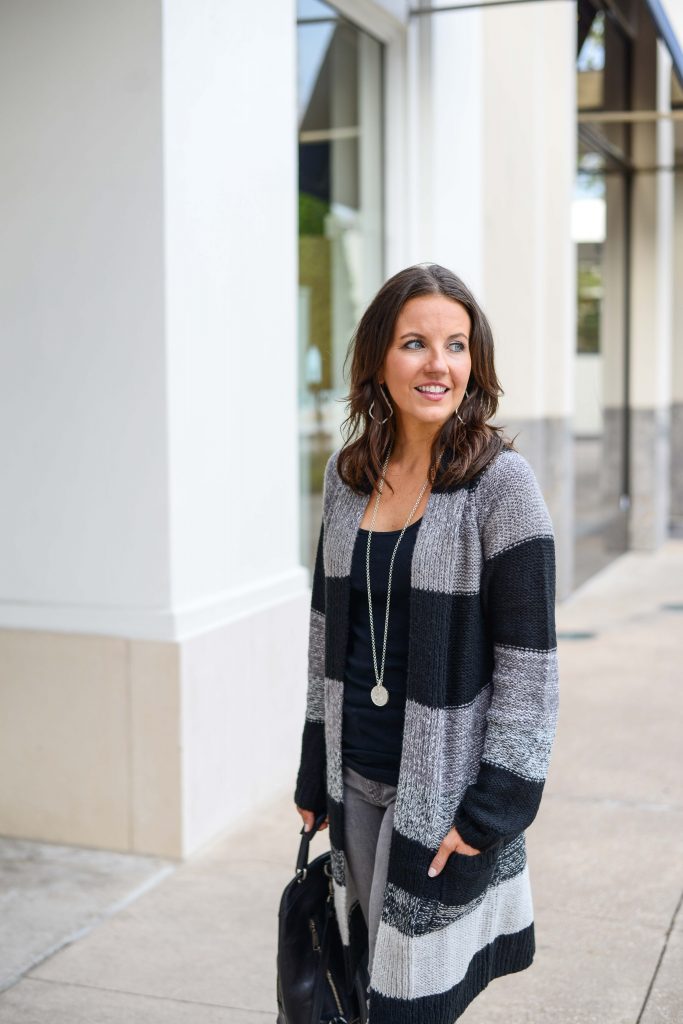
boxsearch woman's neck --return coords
[389,434,441,476]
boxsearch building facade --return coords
[1,0,681,859]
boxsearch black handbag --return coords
[276,811,369,1024]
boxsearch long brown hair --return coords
[336,263,518,495]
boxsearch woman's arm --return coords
[451,451,560,851]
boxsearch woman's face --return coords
[379,293,472,437]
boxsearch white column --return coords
[628,27,674,549]
[0,0,307,858]
[403,1,575,597]
[672,150,683,531]
[480,2,576,598]
[405,3,485,289]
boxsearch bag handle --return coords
[295,810,328,879]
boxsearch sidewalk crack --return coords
[634,886,683,1024]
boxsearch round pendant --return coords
[371,685,389,707]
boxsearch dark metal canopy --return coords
[643,0,683,88]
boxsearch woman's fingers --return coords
[295,806,329,832]
[427,828,481,875]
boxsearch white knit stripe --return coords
[370,863,534,1000]
[324,677,345,803]
[323,452,481,597]
[393,692,491,848]
[476,451,555,559]
[323,464,367,577]
[410,490,476,595]
[332,871,351,946]
[482,645,559,781]
[305,607,326,722]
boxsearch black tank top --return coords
[342,516,422,786]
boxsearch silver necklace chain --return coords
[365,442,444,707]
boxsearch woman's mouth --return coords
[415,385,449,402]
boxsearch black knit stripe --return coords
[293,719,327,813]
[411,589,495,708]
[451,760,546,848]
[311,518,325,615]
[482,535,557,649]
[369,923,535,1022]
[325,576,352,682]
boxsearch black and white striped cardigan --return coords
[294,442,559,1023]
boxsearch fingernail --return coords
[428,866,437,877]
[304,822,310,831]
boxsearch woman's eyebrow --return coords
[399,331,469,341]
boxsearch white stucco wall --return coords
[162,0,305,642]
[0,0,308,858]
[0,0,169,636]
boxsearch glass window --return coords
[297,1,384,572]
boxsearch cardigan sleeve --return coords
[451,452,560,851]
[294,449,340,815]
[293,516,328,814]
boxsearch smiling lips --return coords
[415,384,449,400]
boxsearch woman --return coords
[294,263,559,1023]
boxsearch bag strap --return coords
[295,811,328,879]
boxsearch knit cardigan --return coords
[294,442,560,1023]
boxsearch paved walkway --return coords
[1,540,682,1022]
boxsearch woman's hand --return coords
[296,805,329,832]
[428,826,480,876]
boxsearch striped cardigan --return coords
[294,442,559,1023]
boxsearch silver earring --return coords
[456,387,470,425]
[369,386,394,424]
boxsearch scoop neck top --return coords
[357,515,423,534]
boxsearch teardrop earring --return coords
[456,388,470,425]
[368,384,394,424]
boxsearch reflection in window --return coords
[297,2,384,573]
[577,10,605,110]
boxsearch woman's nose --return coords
[423,349,448,372]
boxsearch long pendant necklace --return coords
[366,442,444,707]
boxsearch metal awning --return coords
[412,0,683,89]
[645,0,683,88]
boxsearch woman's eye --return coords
[404,339,464,351]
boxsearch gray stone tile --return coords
[27,859,287,1015]
[0,978,273,1023]
[527,795,683,930]
[640,910,683,1024]
[0,838,175,991]
[459,909,664,1023]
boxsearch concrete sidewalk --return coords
[1,540,682,1023]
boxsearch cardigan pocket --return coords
[427,837,505,928]
[447,837,504,874]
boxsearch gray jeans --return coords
[342,763,397,983]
